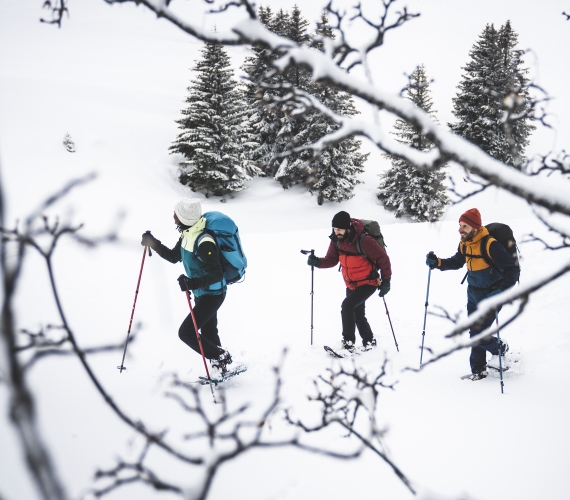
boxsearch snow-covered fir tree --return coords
[303,12,368,205]
[450,21,534,169]
[170,40,260,200]
[243,7,368,201]
[378,65,448,221]
[242,7,295,178]
[272,5,319,189]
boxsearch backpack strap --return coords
[460,236,501,273]
[193,231,216,261]
[480,235,503,274]
[336,232,370,260]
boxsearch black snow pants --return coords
[341,284,377,345]
[179,292,226,360]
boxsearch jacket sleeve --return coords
[154,238,182,263]
[438,245,466,271]
[318,241,340,269]
[488,240,520,290]
[190,240,225,288]
[361,236,392,280]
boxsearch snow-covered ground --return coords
[1,2,570,500]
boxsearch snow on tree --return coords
[170,40,260,200]
[241,7,294,178]
[303,12,368,205]
[244,8,368,201]
[378,65,448,221]
[450,21,535,169]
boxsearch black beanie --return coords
[332,211,351,229]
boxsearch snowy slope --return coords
[1,2,570,500]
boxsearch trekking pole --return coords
[382,297,399,352]
[495,311,505,394]
[419,267,432,367]
[300,249,315,345]
[185,290,218,402]
[118,241,152,373]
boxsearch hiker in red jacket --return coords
[308,211,392,353]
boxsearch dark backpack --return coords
[194,211,247,285]
[336,219,387,267]
[461,222,520,273]
[358,219,387,253]
[481,222,520,270]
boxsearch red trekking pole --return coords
[185,290,217,400]
[118,241,151,373]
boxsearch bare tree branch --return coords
[286,359,416,495]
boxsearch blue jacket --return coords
[154,227,225,298]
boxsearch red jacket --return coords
[319,219,392,290]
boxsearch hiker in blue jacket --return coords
[426,208,519,380]
[141,198,232,374]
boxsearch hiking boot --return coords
[341,340,355,353]
[468,370,488,381]
[498,340,509,356]
[362,338,377,351]
[211,350,233,375]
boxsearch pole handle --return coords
[144,230,153,256]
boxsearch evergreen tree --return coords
[272,5,316,189]
[378,65,449,221]
[244,8,368,201]
[170,41,260,200]
[450,21,534,169]
[242,7,294,177]
[303,12,368,205]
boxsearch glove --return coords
[378,278,391,297]
[426,251,438,268]
[178,275,197,292]
[141,231,161,250]
[487,288,502,299]
[307,254,320,267]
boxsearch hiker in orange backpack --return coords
[307,211,392,354]
[426,208,520,380]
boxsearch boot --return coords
[211,350,233,375]
[498,340,509,356]
[468,370,488,381]
[362,338,377,351]
[341,340,355,353]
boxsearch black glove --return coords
[307,254,320,267]
[426,251,438,269]
[141,231,161,250]
[177,275,197,292]
[378,278,391,297]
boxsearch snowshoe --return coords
[199,364,247,385]
[461,370,488,381]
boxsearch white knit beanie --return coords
[174,198,202,227]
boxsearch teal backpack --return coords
[194,211,247,285]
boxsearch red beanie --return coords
[459,208,482,230]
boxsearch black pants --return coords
[467,286,502,373]
[341,285,377,345]
[179,293,225,360]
